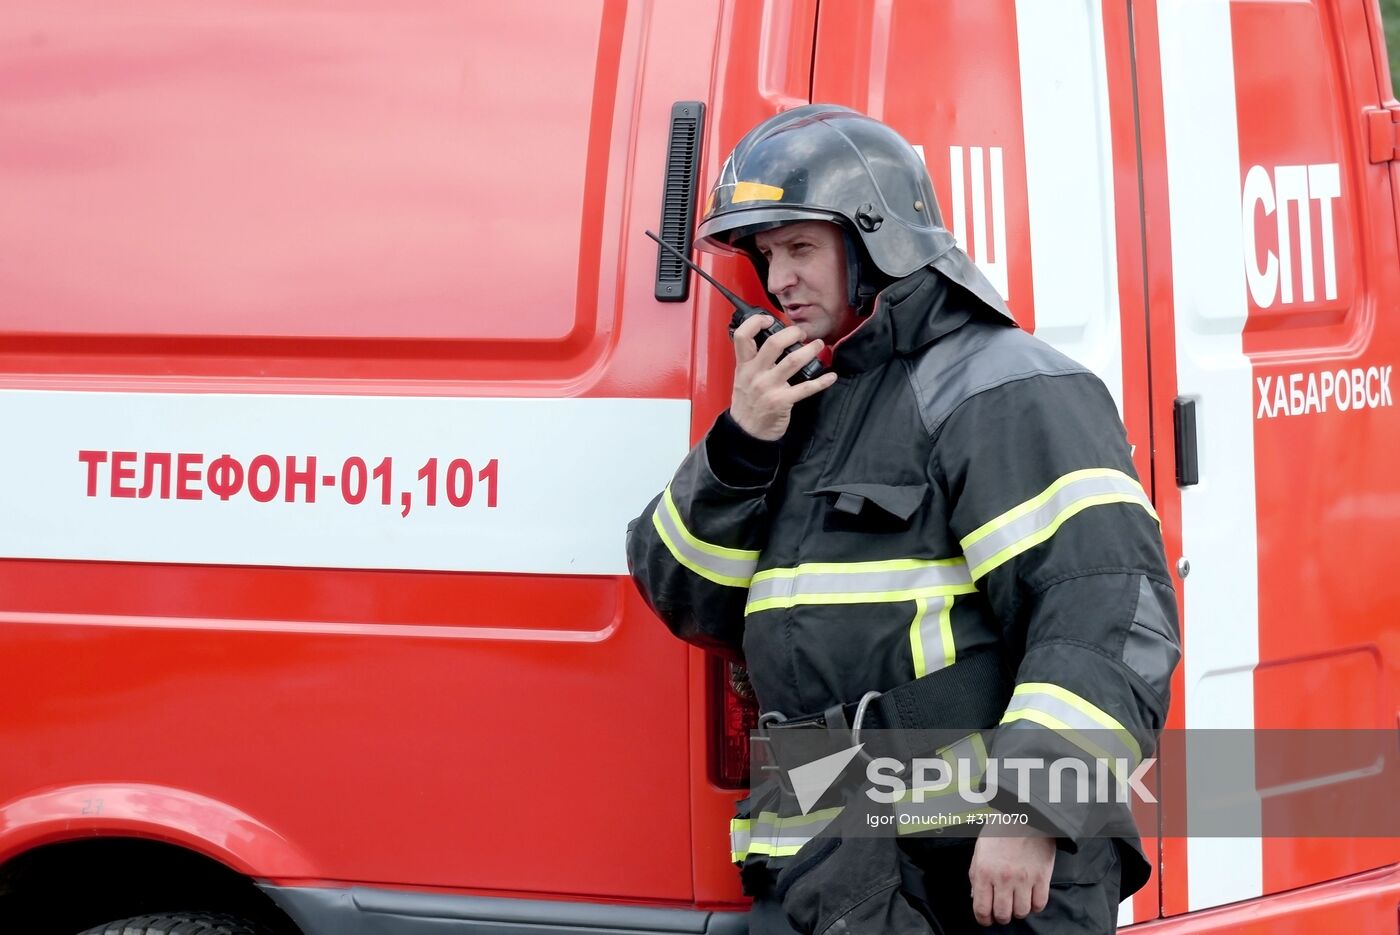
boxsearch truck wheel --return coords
[77,912,275,935]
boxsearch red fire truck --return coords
[1,1,1397,932]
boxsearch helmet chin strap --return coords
[843,228,888,314]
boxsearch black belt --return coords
[759,650,1012,762]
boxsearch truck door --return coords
[1142,0,1400,916]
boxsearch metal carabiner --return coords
[850,689,900,769]
[849,690,881,745]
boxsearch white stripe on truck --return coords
[0,390,690,576]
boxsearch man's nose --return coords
[766,255,796,294]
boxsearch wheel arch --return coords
[0,783,316,933]
[0,781,317,877]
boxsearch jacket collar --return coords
[830,267,978,374]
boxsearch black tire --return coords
[77,912,275,935]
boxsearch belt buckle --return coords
[752,712,787,796]
[758,710,826,733]
[754,710,831,798]
[753,694,884,800]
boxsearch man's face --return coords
[753,220,859,344]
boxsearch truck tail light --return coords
[710,657,757,788]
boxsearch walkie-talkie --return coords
[646,230,825,384]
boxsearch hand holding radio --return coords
[646,229,838,441]
[729,314,837,441]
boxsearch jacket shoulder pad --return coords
[902,320,1090,437]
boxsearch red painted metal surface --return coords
[0,586,698,899]
[0,0,725,906]
[0,0,690,398]
[1234,0,1400,900]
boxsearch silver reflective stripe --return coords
[894,734,993,834]
[998,712,1141,770]
[912,595,955,677]
[749,810,841,836]
[651,487,758,587]
[896,732,987,805]
[1001,685,1142,766]
[735,837,814,857]
[961,469,1156,580]
[731,809,839,859]
[751,836,815,849]
[938,732,987,776]
[746,559,973,613]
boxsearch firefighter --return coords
[626,105,1179,934]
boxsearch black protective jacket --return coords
[626,267,1180,898]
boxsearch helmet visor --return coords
[694,206,843,256]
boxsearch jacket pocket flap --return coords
[808,482,928,522]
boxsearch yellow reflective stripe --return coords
[662,488,759,563]
[953,731,989,770]
[749,807,844,828]
[745,557,973,614]
[746,583,975,615]
[961,469,1140,549]
[1009,681,1142,762]
[960,469,1159,581]
[1015,682,1128,731]
[909,595,957,678]
[732,180,784,203]
[730,808,841,862]
[999,709,1131,780]
[734,841,806,859]
[938,596,956,669]
[893,733,996,831]
[650,511,752,588]
[909,598,929,677]
[651,486,758,588]
[968,493,1153,581]
[751,556,967,580]
[895,731,989,802]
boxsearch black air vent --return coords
[654,101,705,302]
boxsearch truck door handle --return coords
[1175,397,1199,487]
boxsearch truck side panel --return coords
[0,0,726,903]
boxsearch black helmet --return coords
[695,104,1012,320]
